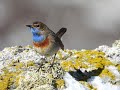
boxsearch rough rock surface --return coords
[0,40,120,90]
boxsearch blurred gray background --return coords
[0,0,120,50]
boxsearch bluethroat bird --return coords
[26,21,67,65]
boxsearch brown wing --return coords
[48,27,66,50]
[48,33,64,50]
[56,28,67,38]
[55,37,64,50]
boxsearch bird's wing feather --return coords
[48,33,64,50]
[55,37,64,50]
[56,28,67,38]
[48,28,65,50]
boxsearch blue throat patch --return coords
[29,27,45,42]
[33,34,45,42]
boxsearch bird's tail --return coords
[56,28,67,38]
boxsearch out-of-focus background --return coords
[0,0,120,50]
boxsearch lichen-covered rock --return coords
[0,40,120,90]
[60,49,120,86]
[113,40,120,48]
[96,45,120,64]
[0,46,65,90]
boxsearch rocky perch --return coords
[0,40,120,90]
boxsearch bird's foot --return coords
[49,57,56,69]
[49,62,54,68]
[36,57,47,72]
[36,63,43,72]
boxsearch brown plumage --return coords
[26,21,67,56]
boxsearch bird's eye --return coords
[36,25,39,27]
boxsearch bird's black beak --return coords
[26,25,32,28]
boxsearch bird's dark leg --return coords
[36,62,43,72]
[53,53,57,62]
[50,53,57,66]
[36,56,46,72]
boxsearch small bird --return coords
[26,21,67,63]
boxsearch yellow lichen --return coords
[0,71,21,90]
[57,50,63,59]
[117,64,120,72]
[8,61,24,69]
[2,68,9,74]
[0,47,118,89]
[80,81,97,90]
[61,50,114,71]
[15,62,24,69]
[99,69,115,80]
[0,76,9,90]
[15,76,20,87]
[0,61,26,89]
[61,60,74,71]
[27,61,35,67]
[73,59,82,69]
[55,79,65,89]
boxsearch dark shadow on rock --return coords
[69,67,104,81]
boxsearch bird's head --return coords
[26,21,48,34]
[26,21,48,42]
